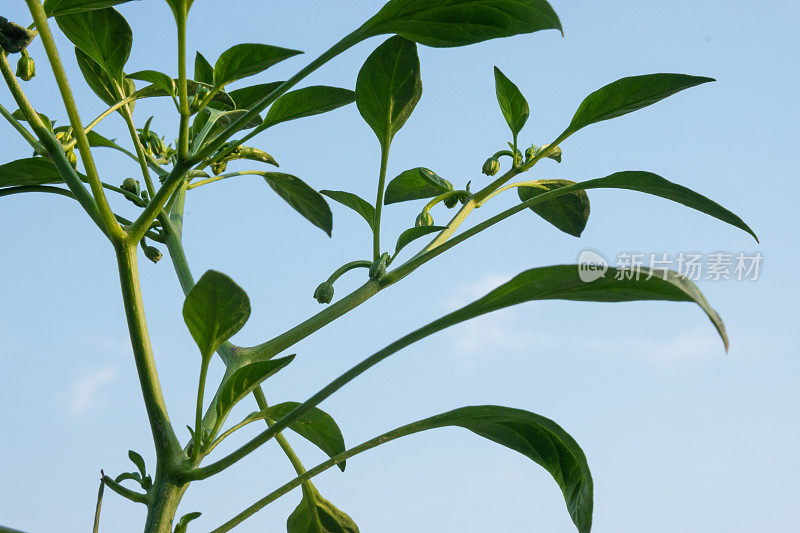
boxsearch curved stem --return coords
[326,260,372,284]
[25,0,124,241]
[102,475,148,505]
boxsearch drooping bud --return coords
[143,245,162,264]
[443,195,458,209]
[525,144,540,162]
[369,253,390,282]
[482,157,500,176]
[16,51,35,81]
[121,178,141,196]
[415,211,434,227]
[210,161,228,176]
[313,281,335,304]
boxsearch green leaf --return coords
[320,190,375,231]
[213,356,296,420]
[406,406,592,533]
[0,158,63,187]
[494,67,529,136]
[114,471,141,484]
[0,17,37,54]
[174,511,201,533]
[287,490,359,533]
[56,7,132,82]
[262,173,333,236]
[394,225,446,256]
[135,79,235,110]
[213,43,302,87]
[182,270,251,359]
[518,179,590,237]
[452,264,729,350]
[264,402,347,471]
[559,74,715,141]
[127,70,175,96]
[44,0,139,17]
[384,167,453,204]
[86,131,120,149]
[194,52,214,85]
[363,0,562,48]
[261,86,355,129]
[74,47,119,107]
[127,450,146,478]
[355,36,422,148]
[227,82,284,110]
[561,171,758,242]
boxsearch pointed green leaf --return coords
[44,0,139,17]
[363,0,562,48]
[320,190,375,231]
[518,179,590,237]
[557,171,758,242]
[127,450,146,478]
[355,36,422,148]
[0,158,63,187]
[394,225,446,256]
[213,43,302,87]
[452,264,728,350]
[384,167,453,204]
[560,74,715,141]
[264,402,347,471]
[262,86,355,129]
[74,47,120,107]
[86,131,120,149]
[182,270,251,359]
[174,511,201,533]
[56,7,132,82]
[194,52,214,85]
[227,82,284,110]
[494,67,529,136]
[403,406,592,533]
[114,471,141,484]
[287,490,359,533]
[263,173,333,236]
[213,356,296,420]
[127,70,175,96]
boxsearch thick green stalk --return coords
[114,242,180,457]
[25,0,124,241]
[175,10,190,160]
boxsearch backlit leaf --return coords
[56,7,132,82]
[263,173,333,236]
[320,190,375,231]
[213,43,302,87]
[518,179,590,237]
[385,167,452,204]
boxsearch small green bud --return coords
[525,144,540,162]
[443,195,458,209]
[313,281,334,304]
[190,86,211,114]
[482,157,500,176]
[148,136,167,159]
[210,161,228,176]
[16,52,35,81]
[144,245,162,264]
[66,150,78,169]
[415,211,434,227]
[369,253,390,281]
[121,178,141,196]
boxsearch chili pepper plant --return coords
[0,0,757,532]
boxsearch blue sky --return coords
[1,1,798,532]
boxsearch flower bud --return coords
[16,52,35,81]
[415,211,433,227]
[190,86,211,114]
[121,178,141,196]
[482,157,500,176]
[443,195,458,209]
[66,150,78,169]
[210,161,228,176]
[143,245,162,264]
[525,144,540,162]
[369,253,390,281]
[313,281,334,304]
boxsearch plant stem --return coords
[176,11,190,161]
[114,242,180,457]
[25,0,124,241]
[101,475,148,505]
[93,474,104,533]
[372,143,390,260]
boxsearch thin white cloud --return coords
[69,366,117,415]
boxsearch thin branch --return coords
[102,475,148,505]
